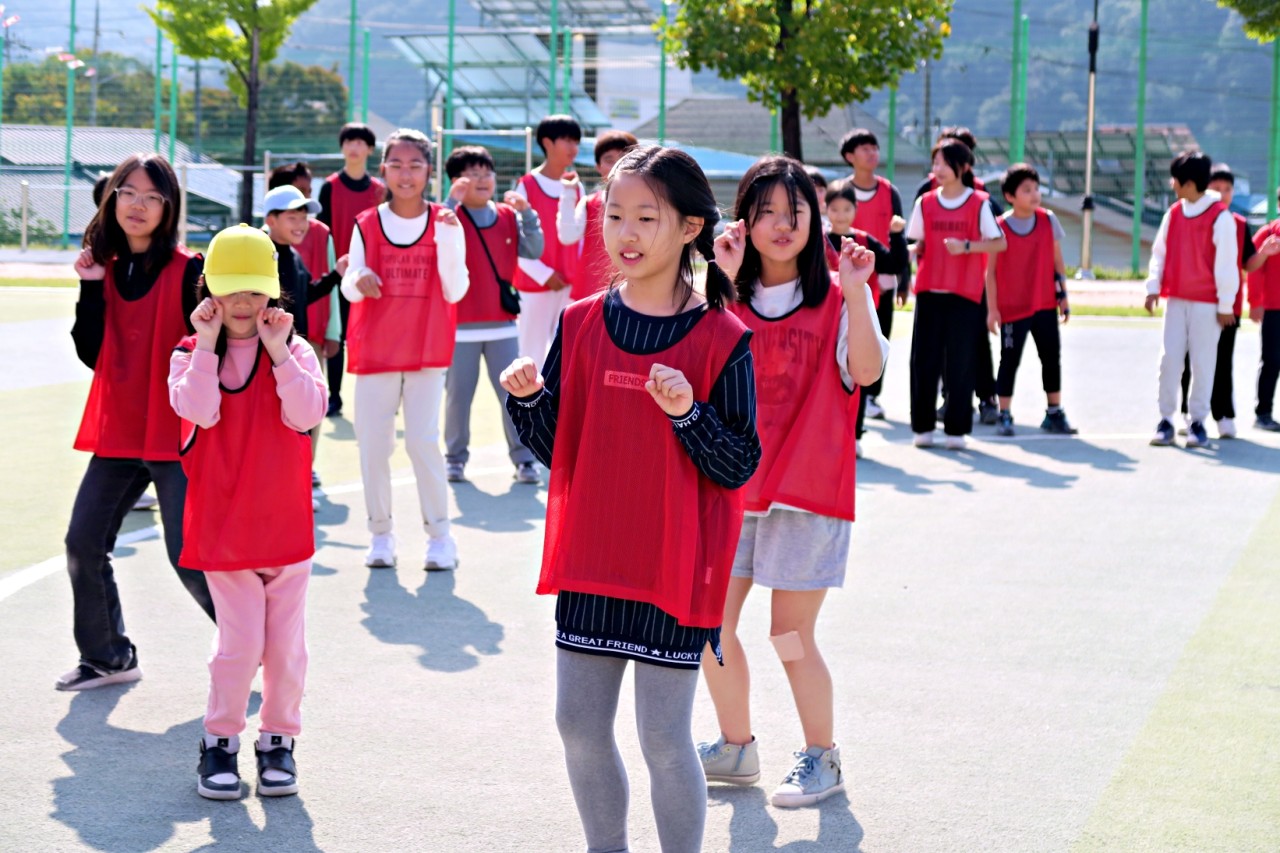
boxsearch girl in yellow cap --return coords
[168,224,328,800]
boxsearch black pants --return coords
[65,456,215,670]
[940,289,997,404]
[911,292,984,435]
[996,308,1061,399]
[327,291,352,410]
[1179,318,1238,420]
[1258,311,1280,416]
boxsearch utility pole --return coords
[62,0,77,248]
[923,58,932,151]
[1078,0,1100,278]
[89,0,99,126]
[193,60,202,158]
[1131,0,1148,274]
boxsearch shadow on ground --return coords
[52,688,320,852]
[450,478,547,533]
[360,568,504,672]
[709,786,864,851]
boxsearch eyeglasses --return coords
[384,161,428,173]
[114,187,168,210]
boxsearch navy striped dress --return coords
[507,289,761,669]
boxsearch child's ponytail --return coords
[695,225,735,308]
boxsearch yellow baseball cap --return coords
[203,223,280,298]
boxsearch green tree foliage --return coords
[148,0,320,220]
[1218,1,1280,41]
[1,53,346,164]
[660,0,953,160]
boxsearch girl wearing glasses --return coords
[341,129,469,572]
[58,153,217,692]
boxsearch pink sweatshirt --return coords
[168,335,328,432]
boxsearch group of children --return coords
[54,109,1280,845]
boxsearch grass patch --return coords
[0,277,76,288]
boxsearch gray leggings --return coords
[555,649,705,853]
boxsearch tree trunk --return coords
[239,24,260,223]
[781,87,802,161]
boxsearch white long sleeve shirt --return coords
[557,177,592,244]
[340,202,469,305]
[1144,190,1239,313]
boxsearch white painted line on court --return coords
[0,526,159,604]
[1,463,533,604]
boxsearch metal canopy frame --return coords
[471,0,656,29]
[390,29,609,130]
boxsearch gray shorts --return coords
[731,510,852,590]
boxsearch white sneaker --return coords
[1217,417,1237,439]
[770,744,844,808]
[311,497,320,511]
[854,440,862,459]
[425,534,458,571]
[865,397,885,419]
[364,533,397,569]
[944,434,967,451]
[912,431,934,448]
[132,492,158,511]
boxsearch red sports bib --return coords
[457,203,519,324]
[729,283,857,520]
[74,247,195,461]
[176,338,314,571]
[994,209,1057,323]
[571,191,614,300]
[512,173,580,293]
[539,293,748,628]
[1160,200,1227,305]
[298,219,333,345]
[347,205,457,373]
[914,190,989,303]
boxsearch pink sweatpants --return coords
[204,560,311,738]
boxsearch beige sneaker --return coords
[697,735,760,785]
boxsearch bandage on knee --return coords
[770,631,804,661]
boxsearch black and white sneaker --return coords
[55,646,142,692]
[198,736,242,800]
[255,734,299,797]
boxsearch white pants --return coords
[1158,297,1222,423]
[354,369,449,538]
[517,288,573,369]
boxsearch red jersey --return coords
[824,231,871,275]
[914,190,990,303]
[347,205,457,373]
[457,203,519,325]
[729,284,857,520]
[539,293,748,628]
[325,172,386,258]
[298,219,332,345]
[74,247,196,461]
[512,173,581,293]
[1248,220,1280,310]
[176,337,314,571]
[853,175,896,245]
[571,191,613,300]
[994,209,1057,323]
[1160,200,1228,305]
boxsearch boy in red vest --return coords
[1176,164,1277,438]
[1145,151,1239,448]
[556,129,638,301]
[319,123,387,418]
[985,164,1075,437]
[840,127,909,420]
[513,115,583,367]
[442,145,546,485]
[1245,186,1280,431]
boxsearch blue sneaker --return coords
[1149,419,1175,447]
[698,735,761,785]
[1185,421,1210,448]
[770,744,844,808]
[996,411,1015,437]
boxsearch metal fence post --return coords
[179,164,189,245]
[20,179,29,252]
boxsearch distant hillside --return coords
[14,1,1270,186]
